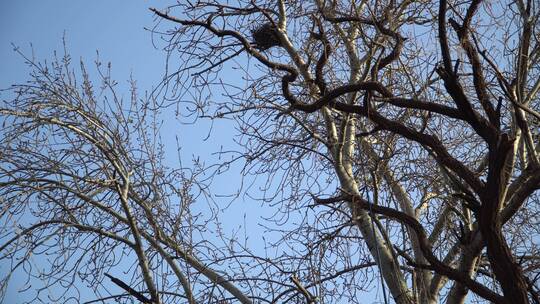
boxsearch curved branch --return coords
[315,194,505,304]
[150,8,297,76]
[313,102,484,193]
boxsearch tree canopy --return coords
[1,1,540,303]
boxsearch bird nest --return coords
[251,23,281,50]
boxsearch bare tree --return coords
[2,0,540,303]
[0,51,262,304]
[148,0,540,303]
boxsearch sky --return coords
[0,1,267,303]
[1,1,535,303]
[0,2,253,215]
[1,1,163,88]
[1,1,161,302]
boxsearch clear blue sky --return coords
[1,1,163,88]
[0,1,271,303]
[1,2,162,302]
[1,2,248,203]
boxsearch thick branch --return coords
[104,273,152,304]
[315,194,506,304]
